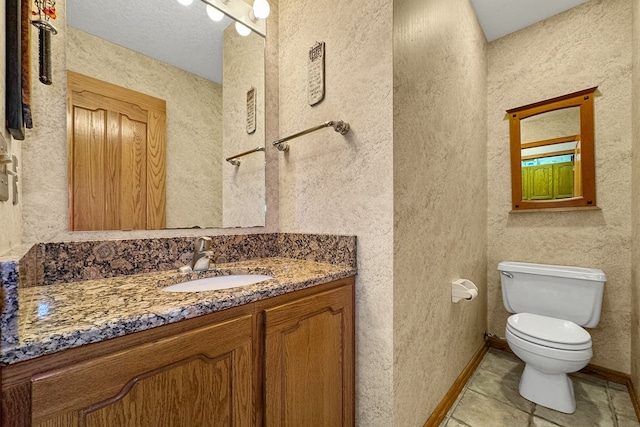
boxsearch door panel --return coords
[67,71,166,230]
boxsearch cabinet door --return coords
[529,164,554,200]
[31,315,254,427]
[553,162,575,199]
[264,284,354,427]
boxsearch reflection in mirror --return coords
[520,107,580,201]
[521,107,580,144]
[65,0,266,230]
[507,87,597,211]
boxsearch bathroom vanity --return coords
[1,254,356,426]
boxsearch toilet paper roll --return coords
[452,278,479,303]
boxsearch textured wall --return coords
[19,0,278,245]
[487,0,633,373]
[277,0,394,424]
[67,27,224,229]
[20,0,70,245]
[632,0,640,398]
[393,0,487,424]
[0,0,22,255]
[222,27,266,227]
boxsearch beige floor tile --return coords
[534,399,615,427]
[439,348,635,427]
[610,387,638,419]
[572,376,609,408]
[451,389,530,427]
[467,368,535,413]
[569,371,607,387]
[479,349,523,378]
[531,416,562,427]
[617,414,640,427]
[447,389,468,417]
[443,417,471,427]
[607,380,628,391]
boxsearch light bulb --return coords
[252,0,270,19]
[235,21,251,36]
[206,4,224,21]
[177,0,193,5]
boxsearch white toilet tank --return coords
[498,261,606,328]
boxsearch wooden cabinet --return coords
[522,162,574,201]
[264,285,355,427]
[31,315,253,427]
[1,278,355,427]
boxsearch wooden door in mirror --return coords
[507,87,598,211]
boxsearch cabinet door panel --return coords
[264,285,354,427]
[529,164,554,200]
[31,315,253,427]
[553,162,575,199]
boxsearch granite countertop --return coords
[2,257,356,365]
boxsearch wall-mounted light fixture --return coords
[176,0,269,36]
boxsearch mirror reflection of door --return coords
[67,71,166,231]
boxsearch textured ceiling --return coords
[66,0,233,83]
[470,0,590,42]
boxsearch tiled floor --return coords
[440,348,640,427]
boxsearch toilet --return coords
[498,261,606,414]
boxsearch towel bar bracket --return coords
[273,120,350,152]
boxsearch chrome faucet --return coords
[180,237,216,272]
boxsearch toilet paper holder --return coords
[451,279,478,303]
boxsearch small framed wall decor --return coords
[246,87,256,134]
[308,41,325,106]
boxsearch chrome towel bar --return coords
[272,120,350,152]
[226,146,265,166]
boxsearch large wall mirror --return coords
[65,0,266,230]
[507,87,598,211]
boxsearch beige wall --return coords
[277,0,394,424]
[487,0,633,373]
[632,0,640,396]
[222,27,266,227]
[0,0,23,255]
[393,0,488,423]
[67,27,224,229]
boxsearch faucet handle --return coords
[195,236,212,252]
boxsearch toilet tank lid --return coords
[498,261,606,282]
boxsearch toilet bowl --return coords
[498,261,606,414]
[505,313,593,413]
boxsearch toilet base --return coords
[519,364,576,414]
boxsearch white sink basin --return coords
[162,274,272,292]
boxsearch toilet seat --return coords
[506,327,593,362]
[507,313,592,351]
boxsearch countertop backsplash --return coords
[15,233,356,287]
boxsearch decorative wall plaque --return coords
[246,87,256,134]
[308,41,325,106]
